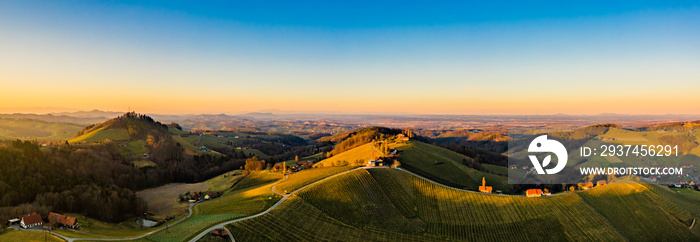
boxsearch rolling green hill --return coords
[69,112,170,143]
[400,141,510,192]
[227,168,699,241]
[313,143,381,167]
[312,138,510,192]
[67,112,229,157]
[69,126,130,142]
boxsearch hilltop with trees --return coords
[0,113,252,223]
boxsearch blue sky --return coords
[1,1,699,114]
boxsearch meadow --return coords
[143,170,283,241]
[0,229,64,242]
[68,127,130,143]
[136,183,210,216]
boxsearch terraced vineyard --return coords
[273,166,355,194]
[400,141,510,192]
[579,183,699,240]
[226,168,700,241]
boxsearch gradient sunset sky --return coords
[1,1,699,115]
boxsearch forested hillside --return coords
[0,113,250,223]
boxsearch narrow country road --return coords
[188,167,371,242]
[51,201,201,242]
[51,164,576,242]
[191,166,584,241]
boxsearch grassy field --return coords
[226,168,699,241]
[168,127,188,135]
[144,170,283,241]
[171,135,224,156]
[69,127,130,143]
[171,135,203,155]
[273,166,355,194]
[205,170,246,191]
[137,183,210,216]
[0,229,64,242]
[0,118,83,140]
[137,170,245,216]
[125,140,147,158]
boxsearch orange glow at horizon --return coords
[2,84,699,115]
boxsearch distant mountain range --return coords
[3,109,700,132]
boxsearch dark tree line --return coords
[0,140,144,222]
[433,141,509,167]
[0,138,247,223]
[328,127,402,156]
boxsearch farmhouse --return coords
[582,182,594,190]
[397,134,409,142]
[48,212,78,229]
[596,180,606,186]
[211,228,229,238]
[272,163,285,172]
[367,159,384,167]
[20,212,43,229]
[478,177,492,193]
[295,161,314,170]
[526,189,543,197]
